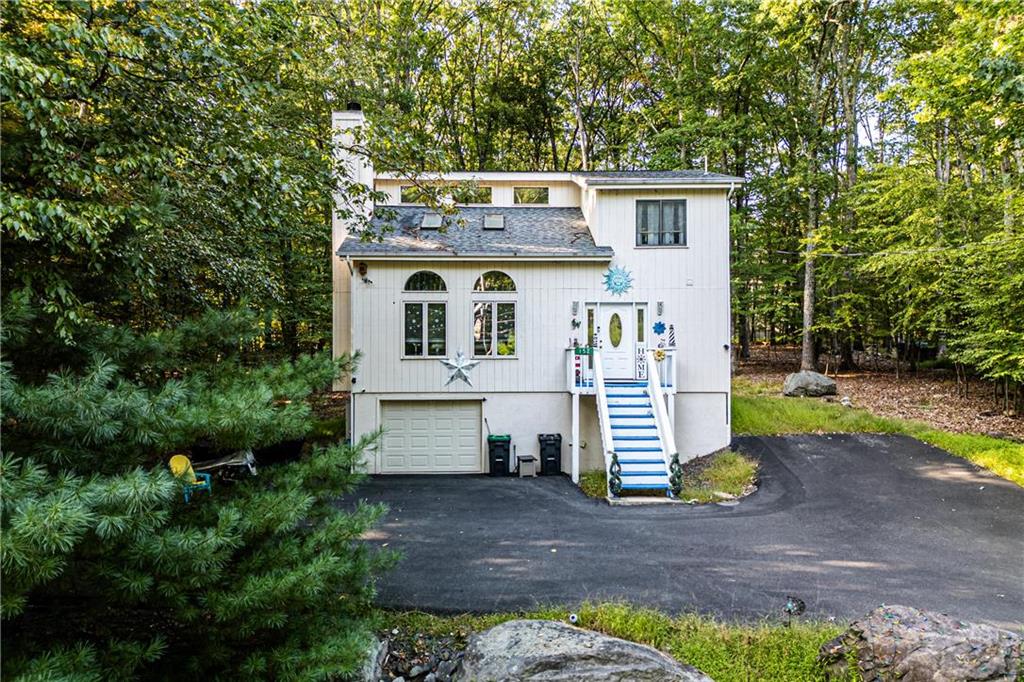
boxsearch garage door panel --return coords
[381,401,482,473]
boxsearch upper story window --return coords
[404,270,446,291]
[403,271,447,357]
[513,187,549,205]
[636,199,687,246]
[400,183,491,205]
[472,271,516,357]
[473,271,516,292]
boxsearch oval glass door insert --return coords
[609,313,623,347]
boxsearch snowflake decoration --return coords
[652,321,666,335]
[602,265,633,296]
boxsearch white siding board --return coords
[344,184,733,464]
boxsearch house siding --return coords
[344,187,732,473]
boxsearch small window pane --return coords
[587,307,595,346]
[661,200,686,246]
[473,271,516,292]
[427,304,446,356]
[496,303,515,356]
[404,303,423,356]
[609,313,623,348]
[451,184,492,204]
[405,271,446,291]
[636,201,660,246]
[637,307,645,342]
[514,187,549,204]
[401,186,426,203]
[473,303,492,356]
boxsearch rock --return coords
[455,619,712,681]
[408,664,428,678]
[360,637,388,682]
[424,674,437,682]
[434,660,457,681]
[783,371,837,397]
[818,605,1021,681]
[840,396,852,408]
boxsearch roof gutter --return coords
[337,253,614,263]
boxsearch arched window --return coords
[473,271,515,292]
[404,271,447,292]
[472,271,516,357]
[403,271,446,357]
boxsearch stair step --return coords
[616,446,663,452]
[612,436,660,441]
[612,424,656,429]
[619,470,668,477]
[616,458,665,465]
[606,381,647,387]
[606,393,649,398]
[620,483,671,491]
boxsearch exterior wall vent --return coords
[483,214,505,230]
[420,212,443,230]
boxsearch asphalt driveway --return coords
[348,434,1024,628]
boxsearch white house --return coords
[332,108,741,497]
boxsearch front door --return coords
[598,304,635,379]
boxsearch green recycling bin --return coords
[487,434,511,476]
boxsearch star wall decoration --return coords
[603,265,633,296]
[440,350,480,387]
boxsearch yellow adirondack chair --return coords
[169,454,212,502]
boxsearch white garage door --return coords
[381,401,482,473]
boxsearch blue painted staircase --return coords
[605,380,671,493]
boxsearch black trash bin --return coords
[537,434,562,475]
[487,434,511,476]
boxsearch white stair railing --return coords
[646,349,681,496]
[592,350,618,497]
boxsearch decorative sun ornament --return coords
[440,350,480,387]
[652,321,667,335]
[603,265,633,296]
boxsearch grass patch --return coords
[577,450,758,502]
[732,383,1024,487]
[373,603,851,682]
[579,469,607,498]
[680,450,758,503]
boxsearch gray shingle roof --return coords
[338,206,613,259]
[574,170,744,184]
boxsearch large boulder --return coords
[818,605,1021,681]
[455,619,711,681]
[783,370,837,397]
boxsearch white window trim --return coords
[512,186,550,205]
[402,300,448,359]
[635,198,688,248]
[471,299,518,359]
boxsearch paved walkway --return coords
[347,434,1024,628]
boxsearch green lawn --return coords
[374,603,852,682]
[732,378,1024,487]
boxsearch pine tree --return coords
[1,307,391,680]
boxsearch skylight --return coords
[420,213,443,230]
[483,214,505,230]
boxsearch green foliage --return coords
[1,306,389,680]
[679,451,758,503]
[378,603,853,682]
[579,469,608,499]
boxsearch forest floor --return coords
[734,345,1023,441]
